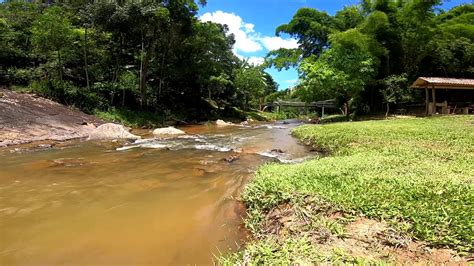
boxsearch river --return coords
[0,122,313,265]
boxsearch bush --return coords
[30,79,107,114]
[6,67,39,85]
[95,107,166,128]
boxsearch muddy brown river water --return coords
[0,122,312,265]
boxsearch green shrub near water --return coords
[239,116,473,262]
[95,107,167,128]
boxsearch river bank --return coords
[0,88,104,147]
[224,116,473,264]
[0,88,294,148]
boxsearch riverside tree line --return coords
[268,0,473,115]
[0,0,278,122]
[0,0,473,121]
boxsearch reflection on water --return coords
[0,123,312,265]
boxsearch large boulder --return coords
[216,119,234,127]
[153,126,186,137]
[88,123,141,140]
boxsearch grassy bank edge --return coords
[220,116,474,264]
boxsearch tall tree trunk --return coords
[140,55,149,108]
[83,27,90,90]
[385,103,390,117]
[57,50,63,81]
[139,32,146,107]
[140,31,158,108]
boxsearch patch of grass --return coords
[219,237,373,265]
[251,110,318,121]
[8,85,33,93]
[95,107,166,128]
[236,116,473,262]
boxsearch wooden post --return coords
[431,85,436,114]
[425,87,429,114]
[322,106,325,117]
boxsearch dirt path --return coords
[0,88,103,147]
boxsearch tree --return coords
[31,6,73,81]
[234,62,267,110]
[381,74,409,116]
[298,29,378,115]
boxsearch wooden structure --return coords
[410,77,474,114]
[274,99,337,116]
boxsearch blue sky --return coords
[198,0,472,90]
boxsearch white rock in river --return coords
[88,123,141,140]
[153,126,186,137]
[216,119,234,126]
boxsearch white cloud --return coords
[199,11,298,65]
[200,11,263,53]
[244,23,255,33]
[259,36,299,51]
[285,79,298,84]
[247,56,265,66]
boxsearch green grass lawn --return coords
[225,116,473,264]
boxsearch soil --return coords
[261,198,470,264]
[0,88,103,147]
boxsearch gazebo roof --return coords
[411,77,474,89]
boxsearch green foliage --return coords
[30,79,106,113]
[233,63,267,110]
[298,29,378,110]
[270,2,474,114]
[334,6,364,31]
[95,107,167,128]
[31,6,74,80]
[381,74,410,115]
[0,1,277,122]
[265,89,290,103]
[242,116,473,259]
[276,8,336,57]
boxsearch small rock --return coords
[240,121,249,125]
[0,92,4,98]
[88,123,141,140]
[216,119,234,126]
[271,149,285,154]
[152,126,186,137]
[223,154,240,163]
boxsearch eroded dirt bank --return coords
[0,89,103,147]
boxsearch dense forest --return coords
[0,0,278,123]
[0,0,473,122]
[269,0,473,115]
